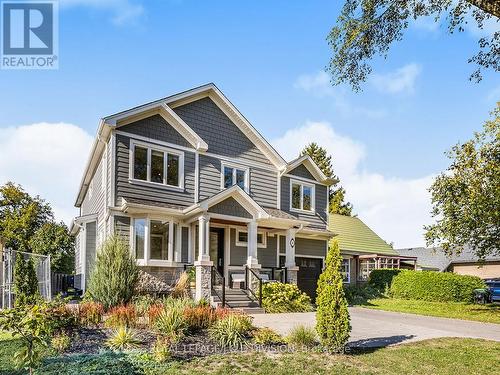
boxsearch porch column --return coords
[195,214,212,302]
[246,221,260,269]
[285,227,299,284]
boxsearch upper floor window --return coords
[221,163,249,192]
[290,180,315,212]
[131,141,183,189]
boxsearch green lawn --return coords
[1,333,499,375]
[362,298,500,324]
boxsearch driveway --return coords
[250,307,500,348]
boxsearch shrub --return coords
[261,282,312,313]
[162,296,195,310]
[152,337,171,363]
[147,304,164,327]
[286,325,317,348]
[368,269,402,292]
[78,301,104,327]
[133,295,158,317]
[390,270,486,303]
[316,241,351,351]
[209,314,253,347]
[86,236,139,309]
[343,284,381,305]
[154,308,188,341]
[105,305,137,328]
[171,272,190,298]
[51,333,71,353]
[14,254,41,306]
[213,307,233,320]
[106,326,141,351]
[183,306,216,331]
[252,327,284,345]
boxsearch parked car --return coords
[485,279,500,303]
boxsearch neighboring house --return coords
[328,214,417,284]
[397,247,500,279]
[70,84,334,303]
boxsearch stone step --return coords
[239,307,265,314]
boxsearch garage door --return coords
[296,257,323,302]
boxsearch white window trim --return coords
[235,228,267,248]
[289,179,315,213]
[129,139,185,190]
[220,161,250,193]
[341,258,350,283]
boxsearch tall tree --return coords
[328,0,499,91]
[301,143,353,215]
[425,104,500,259]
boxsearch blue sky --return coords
[0,0,498,247]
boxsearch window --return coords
[131,141,183,188]
[150,220,168,260]
[134,218,146,260]
[379,258,399,269]
[132,218,182,264]
[290,180,315,212]
[358,258,376,281]
[221,163,248,191]
[236,229,266,248]
[341,258,350,283]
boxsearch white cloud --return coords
[371,63,422,94]
[272,121,434,248]
[60,0,144,25]
[0,123,93,225]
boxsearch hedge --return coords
[390,270,485,303]
[368,269,401,291]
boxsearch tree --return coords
[328,0,499,91]
[425,104,500,259]
[29,222,75,273]
[87,235,139,309]
[301,143,353,215]
[316,240,351,351]
[0,182,53,251]
[13,254,40,306]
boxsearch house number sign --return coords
[289,238,295,248]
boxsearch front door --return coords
[209,228,224,275]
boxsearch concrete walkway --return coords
[250,307,500,348]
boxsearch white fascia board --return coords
[284,155,334,185]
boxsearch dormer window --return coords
[290,180,315,212]
[221,162,249,192]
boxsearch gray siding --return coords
[115,134,195,207]
[181,227,189,263]
[85,221,97,287]
[119,114,192,149]
[295,237,327,258]
[288,164,315,180]
[75,231,82,274]
[280,176,328,229]
[106,137,112,209]
[229,228,277,267]
[208,197,252,218]
[198,155,221,201]
[250,168,277,208]
[115,216,131,246]
[173,98,272,166]
[81,154,105,218]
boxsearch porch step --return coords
[211,287,260,309]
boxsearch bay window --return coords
[222,163,248,191]
[290,180,315,212]
[131,141,183,189]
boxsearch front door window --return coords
[209,228,224,275]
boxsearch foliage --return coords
[132,295,159,317]
[316,241,351,351]
[154,307,188,342]
[171,271,190,298]
[147,304,165,327]
[162,296,196,310]
[152,337,171,363]
[43,298,77,333]
[106,326,141,351]
[425,105,500,259]
[343,284,381,305]
[51,333,71,354]
[183,305,217,331]
[86,235,139,309]
[0,305,53,374]
[286,325,317,348]
[327,0,500,91]
[261,282,312,313]
[209,314,253,347]
[29,221,74,273]
[13,254,40,306]
[368,269,402,292]
[390,270,486,303]
[252,327,285,345]
[78,301,104,327]
[301,142,353,215]
[105,305,137,328]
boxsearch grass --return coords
[1,332,498,374]
[362,298,500,324]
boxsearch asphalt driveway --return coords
[250,307,500,348]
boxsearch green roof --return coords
[329,214,397,255]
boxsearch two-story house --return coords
[71,84,334,303]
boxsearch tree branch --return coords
[467,0,500,18]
